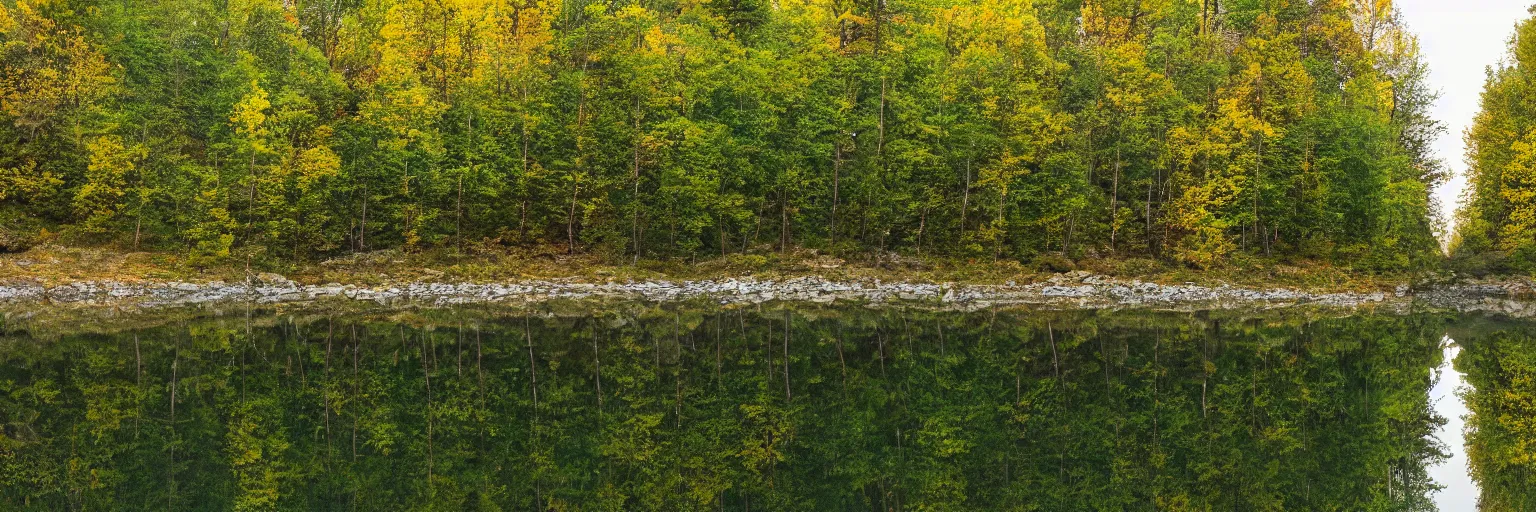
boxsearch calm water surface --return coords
[0,305,1529,510]
[1429,338,1474,511]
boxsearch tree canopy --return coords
[0,0,1445,269]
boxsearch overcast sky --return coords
[1427,339,1473,510]
[1397,0,1531,243]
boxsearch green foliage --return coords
[0,0,1444,270]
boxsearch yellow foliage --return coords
[293,145,341,193]
[73,135,146,232]
[0,1,116,136]
[0,161,62,202]
[0,3,14,33]
[230,80,271,138]
[1498,131,1536,254]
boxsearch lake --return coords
[0,303,1528,510]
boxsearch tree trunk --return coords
[419,329,434,494]
[780,192,790,254]
[520,81,532,244]
[525,317,538,408]
[831,142,842,247]
[632,98,643,264]
[1146,166,1155,254]
[455,174,464,254]
[1111,146,1122,252]
[960,158,971,238]
[593,330,603,409]
[1047,321,1060,381]
[783,309,792,400]
[568,180,580,254]
[916,206,927,256]
[359,190,367,252]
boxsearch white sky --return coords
[1396,0,1531,242]
[1427,339,1474,511]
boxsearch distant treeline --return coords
[0,0,1444,268]
[1454,9,1536,274]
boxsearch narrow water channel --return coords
[1430,337,1476,509]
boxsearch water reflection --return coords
[1451,319,1536,511]
[1428,339,1474,510]
[0,307,1463,510]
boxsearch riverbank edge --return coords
[4,270,1535,318]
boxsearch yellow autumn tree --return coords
[73,135,147,234]
[940,0,1066,258]
[0,0,115,227]
[1498,131,1536,256]
[355,0,450,250]
[0,1,115,139]
[1166,13,1312,267]
[229,76,279,264]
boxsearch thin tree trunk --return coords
[520,81,532,243]
[780,192,790,253]
[1111,146,1121,251]
[1047,321,1060,382]
[836,326,847,393]
[1146,166,1155,254]
[878,76,887,162]
[752,201,764,251]
[418,329,434,492]
[134,334,142,437]
[632,98,643,264]
[455,174,463,254]
[960,158,971,238]
[995,190,1007,261]
[715,317,723,385]
[169,336,178,512]
[568,180,581,254]
[476,327,485,447]
[569,59,591,255]
[359,190,367,252]
[593,328,603,409]
[783,309,792,400]
[916,206,927,256]
[352,325,359,462]
[245,152,257,273]
[324,320,333,458]
[831,142,842,247]
[525,317,538,408]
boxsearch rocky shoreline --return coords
[4,271,1536,315]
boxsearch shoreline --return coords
[4,271,1534,316]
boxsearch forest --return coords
[0,0,1449,271]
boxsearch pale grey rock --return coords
[3,270,1535,316]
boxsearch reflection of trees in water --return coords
[0,307,1449,510]
[1452,320,1536,512]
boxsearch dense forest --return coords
[0,307,1449,510]
[0,0,1445,269]
[1452,8,1536,273]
